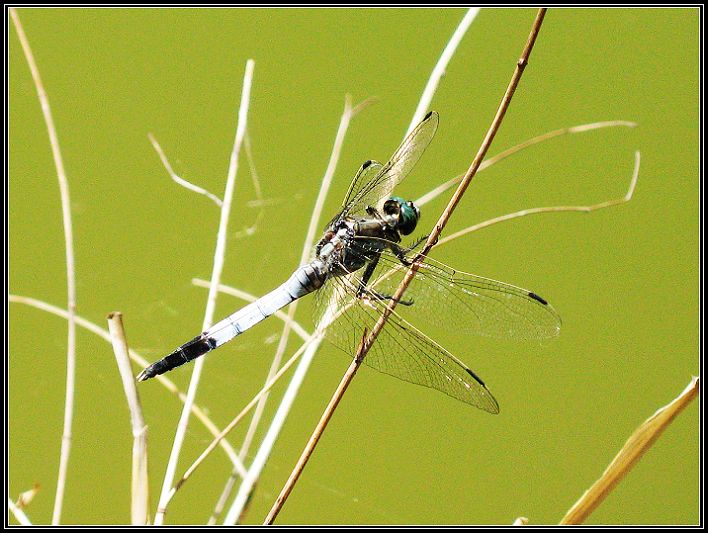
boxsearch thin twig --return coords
[10,9,77,525]
[222,96,375,525]
[9,294,245,472]
[407,7,480,135]
[231,131,266,238]
[438,150,641,246]
[415,120,637,207]
[153,59,255,525]
[560,377,699,525]
[107,312,149,525]
[264,9,548,524]
[148,133,223,207]
[156,339,315,514]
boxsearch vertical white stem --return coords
[406,7,480,135]
[108,313,149,525]
[153,59,255,525]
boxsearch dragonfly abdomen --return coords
[136,262,326,381]
[136,334,216,381]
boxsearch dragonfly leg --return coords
[356,254,414,306]
[389,235,428,266]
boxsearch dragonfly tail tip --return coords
[136,369,152,382]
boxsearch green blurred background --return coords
[9,7,699,525]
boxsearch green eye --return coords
[390,196,419,235]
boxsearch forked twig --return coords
[148,133,224,207]
[264,8,548,524]
[415,120,637,207]
[10,9,77,525]
[438,150,641,247]
[560,377,699,525]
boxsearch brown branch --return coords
[263,8,548,524]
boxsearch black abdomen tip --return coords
[136,334,216,382]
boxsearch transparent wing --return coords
[355,237,562,340]
[340,111,439,218]
[313,249,499,413]
[339,159,384,211]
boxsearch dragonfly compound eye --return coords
[397,198,420,235]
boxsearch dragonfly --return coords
[137,111,561,413]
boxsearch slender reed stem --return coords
[415,120,637,207]
[107,313,149,525]
[10,9,77,525]
[264,8,548,524]
[153,59,255,525]
[406,7,479,135]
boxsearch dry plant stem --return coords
[438,150,641,247]
[263,335,364,525]
[16,484,40,509]
[406,7,479,135]
[238,96,358,459]
[107,313,149,525]
[264,8,548,524]
[415,120,637,207]
[560,377,699,525]
[9,295,244,470]
[10,9,77,525]
[153,58,255,526]
[221,97,375,525]
[160,340,313,511]
[8,499,31,526]
[209,472,240,525]
[148,133,223,207]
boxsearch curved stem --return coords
[10,9,77,525]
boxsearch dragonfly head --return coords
[384,196,420,236]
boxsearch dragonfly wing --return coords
[341,111,439,218]
[362,246,562,340]
[338,159,384,213]
[313,266,499,413]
